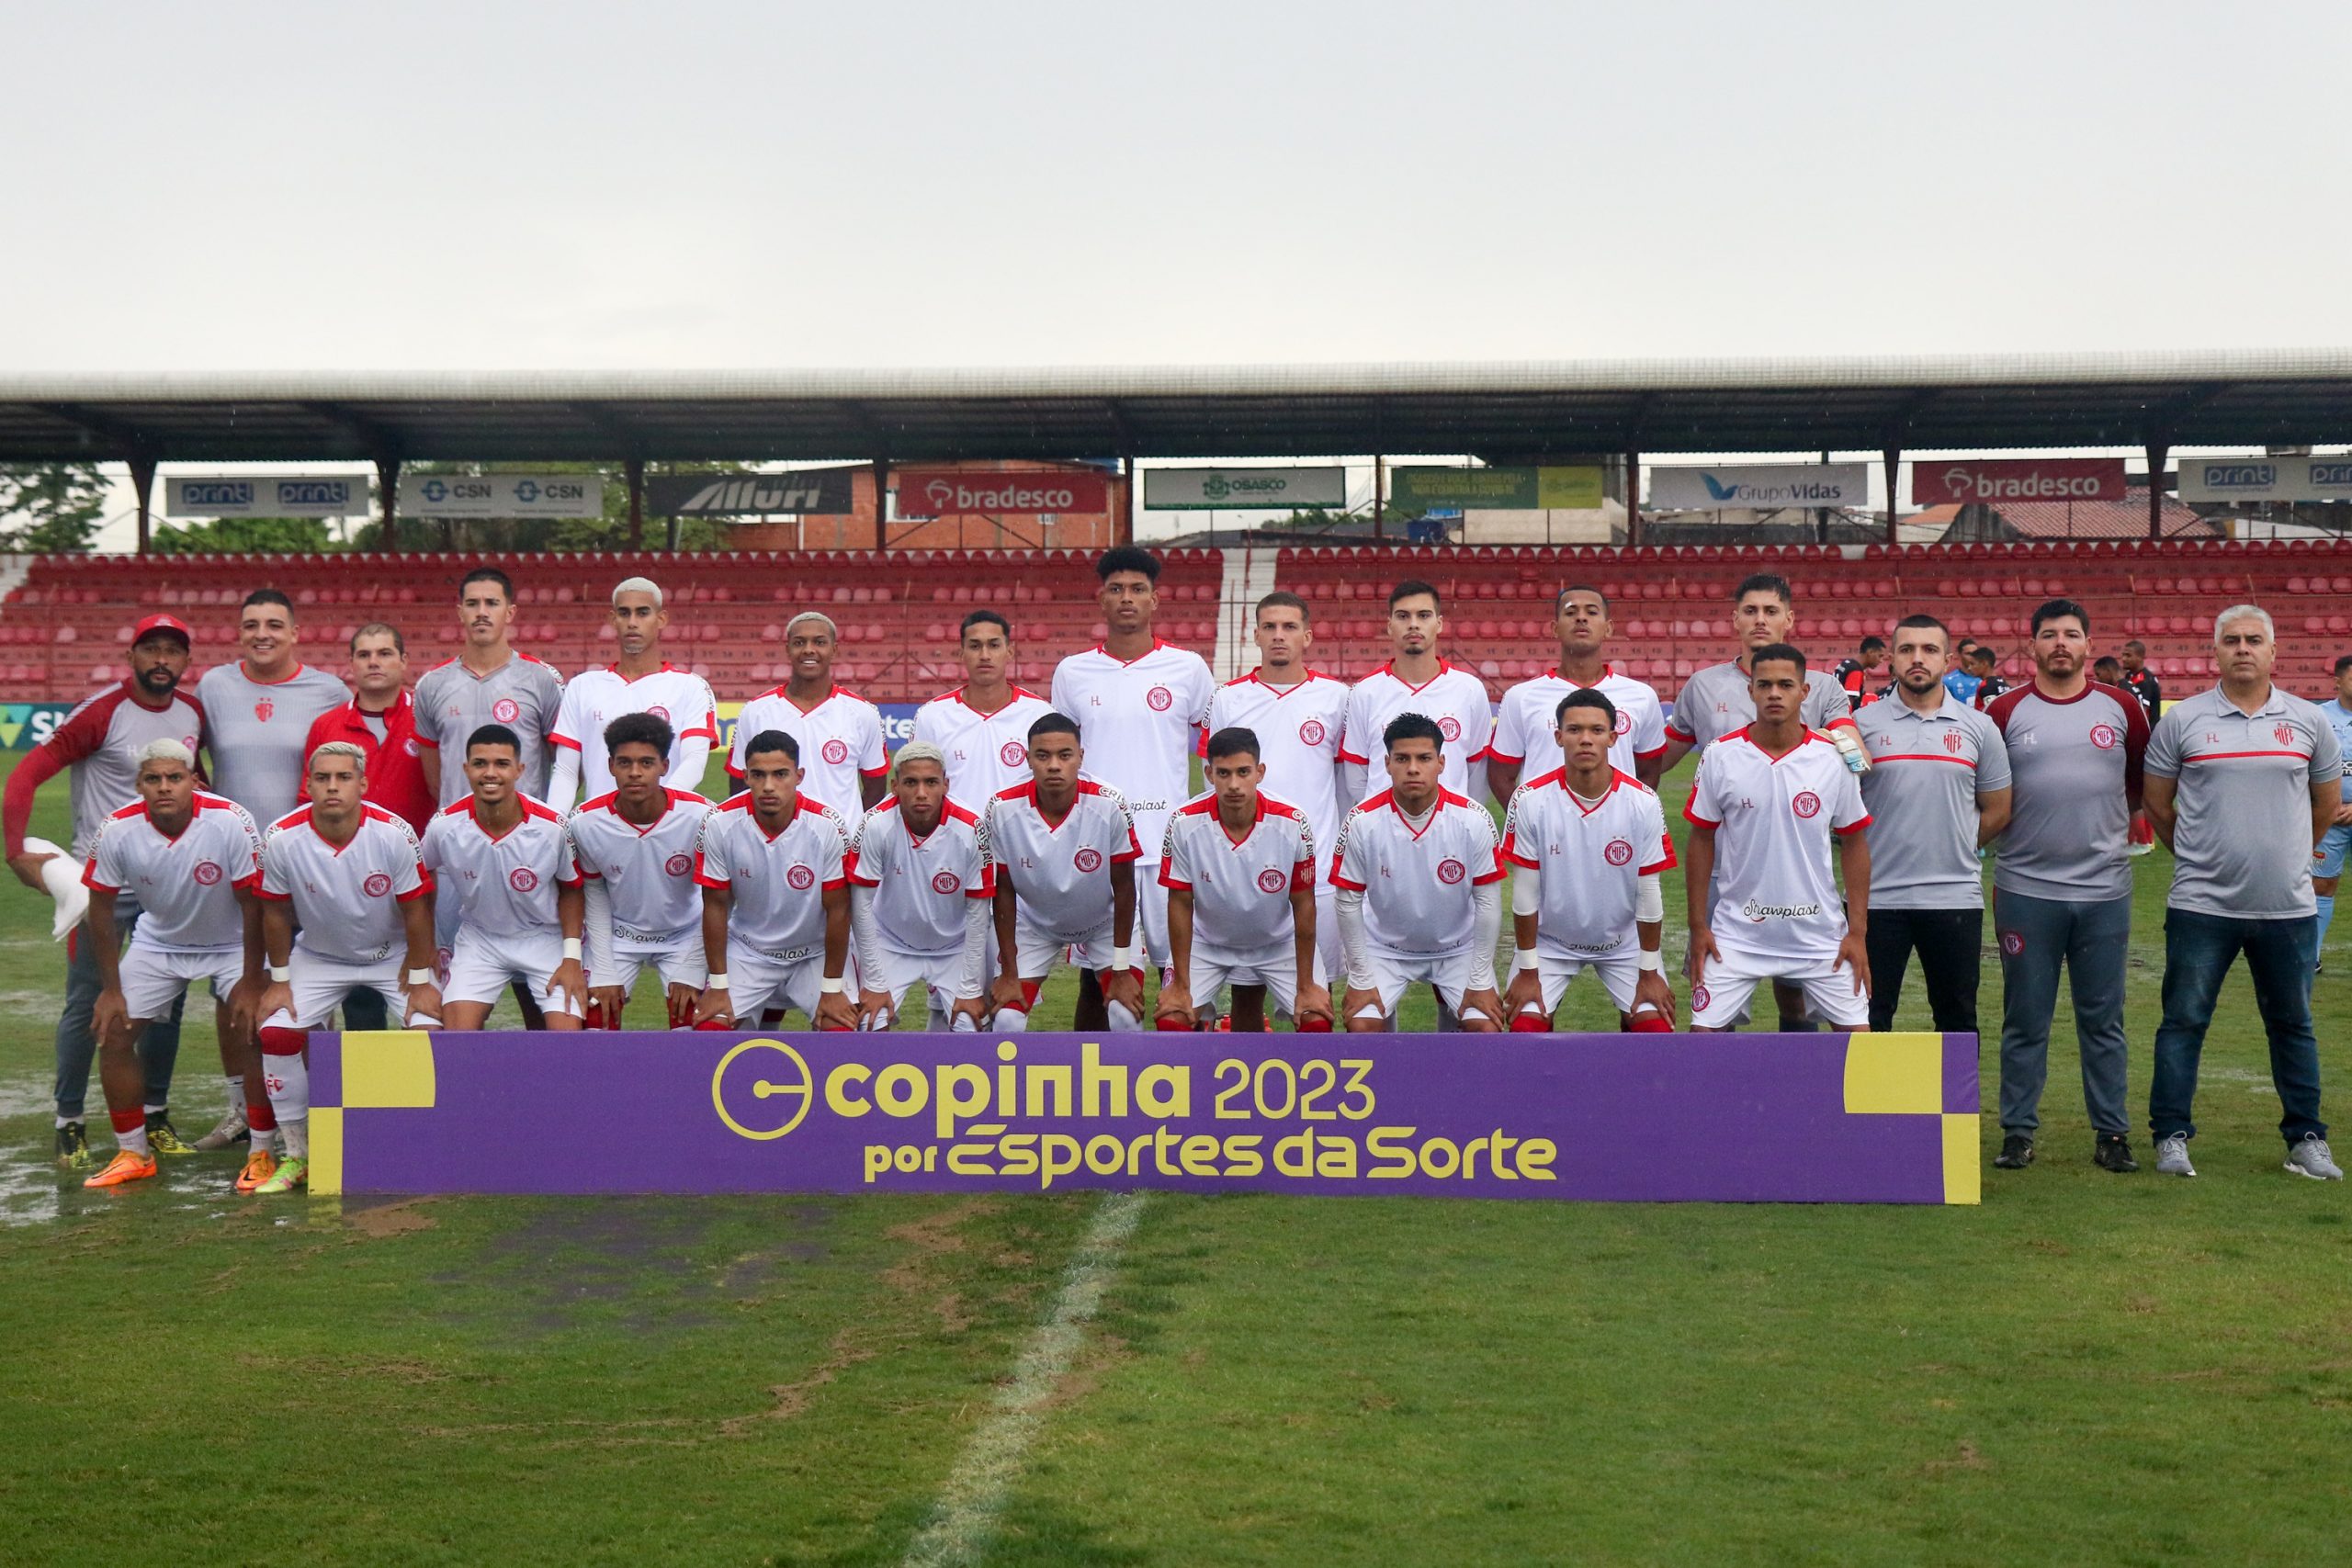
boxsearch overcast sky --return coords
[8,2,2349,373]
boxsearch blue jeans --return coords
[1995,889,2132,1137]
[2148,908,2327,1146]
[57,910,184,1121]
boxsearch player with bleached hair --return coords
[546,577,718,807]
[730,610,889,812]
[847,742,995,1032]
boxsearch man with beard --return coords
[6,615,210,1166]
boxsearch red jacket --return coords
[303,689,436,833]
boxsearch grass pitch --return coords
[1,754,2346,1565]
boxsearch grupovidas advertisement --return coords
[1648,463,1869,510]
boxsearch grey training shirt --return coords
[194,661,352,821]
[413,651,567,804]
[1854,691,2011,909]
[1984,681,2149,903]
[1667,660,1857,750]
[2145,683,2343,919]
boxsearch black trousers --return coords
[1865,906,1982,1034]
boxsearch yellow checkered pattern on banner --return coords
[1840,1032,1979,1206]
[307,1032,437,1200]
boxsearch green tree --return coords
[0,463,110,552]
[350,461,739,553]
[150,515,343,554]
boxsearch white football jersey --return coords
[986,781,1142,943]
[1683,728,1871,963]
[1050,641,1215,864]
[1159,794,1316,954]
[259,804,430,965]
[1338,662,1495,798]
[1207,671,1350,882]
[730,684,887,811]
[1488,666,1668,783]
[83,792,262,951]
[1500,769,1677,960]
[694,793,849,956]
[846,798,994,956]
[549,665,719,801]
[565,788,714,951]
[420,796,579,940]
[1329,789,1503,959]
[911,685,1056,812]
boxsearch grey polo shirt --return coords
[1666,660,1857,750]
[1984,681,2150,902]
[413,651,567,803]
[2145,684,2343,919]
[194,660,353,821]
[1854,692,2011,909]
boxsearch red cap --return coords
[130,614,192,646]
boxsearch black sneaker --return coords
[2094,1133,2139,1173]
[1993,1134,2035,1168]
[144,1111,198,1157]
[54,1122,92,1170]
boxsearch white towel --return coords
[23,837,87,941]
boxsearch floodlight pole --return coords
[873,457,891,551]
[1373,455,1385,540]
[375,457,401,551]
[1624,448,1641,547]
[1119,457,1135,547]
[2146,439,2169,540]
[625,458,645,550]
[129,453,155,555]
[1883,444,1902,547]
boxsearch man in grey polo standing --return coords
[1983,598,2149,1173]
[2142,606,2341,1179]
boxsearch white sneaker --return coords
[2285,1135,2344,1180]
[2154,1134,2196,1178]
[2127,842,2154,857]
[192,1107,249,1151]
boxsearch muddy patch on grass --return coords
[343,1195,439,1238]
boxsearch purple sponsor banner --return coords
[311,1030,1978,1205]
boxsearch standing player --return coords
[1499,692,1678,1032]
[304,623,435,832]
[1983,599,2149,1173]
[911,610,1054,814]
[1207,592,1349,987]
[420,724,587,1031]
[1965,646,2009,708]
[1833,637,1887,711]
[1681,646,1873,1033]
[2119,639,2163,855]
[547,578,718,807]
[1852,616,2011,1034]
[985,713,1146,1031]
[566,714,715,1028]
[2311,654,2352,969]
[5,614,208,1165]
[197,589,352,819]
[79,742,273,1191]
[1330,714,1507,1032]
[1155,728,1330,1032]
[846,743,993,1032]
[1338,581,1494,805]
[695,730,856,1032]
[1050,547,1214,988]
[1487,584,1667,797]
[731,612,888,812]
[413,566,566,805]
[251,742,442,1194]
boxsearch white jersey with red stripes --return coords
[694,793,850,955]
[1337,661,1494,798]
[985,780,1142,944]
[1682,728,1871,964]
[911,685,1056,812]
[420,796,580,940]
[1488,666,1668,783]
[564,788,714,950]
[259,803,430,965]
[1050,641,1215,865]
[548,664,719,801]
[729,684,888,809]
[1500,769,1676,961]
[847,798,994,956]
[82,792,261,951]
[1206,671,1349,879]
[1159,794,1316,954]
[1329,788,1504,959]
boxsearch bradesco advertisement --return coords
[309,1029,1980,1205]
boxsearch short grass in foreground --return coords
[0,752,2346,1564]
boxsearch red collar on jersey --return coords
[1545,663,1616,682]
[445,795,560,842]
[1229,669,1329,694]
[1721,725,1824,763]
[1088,638,1172,666]
[601,661,680,677]
[236,660,313,687]
[942,684,1042,716]
[1550,766,1636,813]
[1378,659,1455,694]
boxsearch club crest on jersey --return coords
[2277,722,2298,747]
[1000,739,1027,768]
[1999,929,2026,958]
[1436,857,1466,885]
[254,699,275,722]
[1146,686,1173,712]
[361,872,392,897]
[664,852,692,876]
[1439,716,1463,741]
[1073,847,1104,874]
[508,867,538,893]
[1299,718,1327,747]
[1792,791,1822,818]
[648,705,672,723]
[786,863,816,891]
[932,869,962,895]
[820,738,850,766]
[1615,711,1633,735]
[1690,984,1711,1011]
[1256,867,1289,895]
[1603,839,1634,866]
[403,737,420,757]
[492,697,521,723]
[192,861,222,886]
[2088,723,2118,750]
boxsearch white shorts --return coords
[1353,949,1494,1024]
[599,936,707,1000]
[1135,868,1170,971]
[444,926,580,1018]
[1530,949,1644,1017]
[1312,884,1339,987]
[261,952,435,1032]
[119,941,243,1022]
[1690,943,1869,1030]
[1185,938,1300,1016]
[1012,916,1125,983]
[865,945,970,1026]
[727,944,831,1023]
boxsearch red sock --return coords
[1510,1012,1551,1032]
[1154,1015,1192,1031]
[109,1107,144,1135]
[1627,1014,1675,1032]
[1295,1016,1332,1033]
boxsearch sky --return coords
[9,2,2352,374]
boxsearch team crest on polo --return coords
[932,869,962,895]
[1439,716,1463,741]
[509,867,538,893]
[786,864,816,891]
[1792,791,1822,818]
[2088,723,2118,750]
[1300,718,1327,746]
[1146,686,1173,712]
[1257,867,1289,895]
[1603,839,1634,866]
[254,699,275,722]
[1073,848,1103,874]
[362,872,392,897]
[2276,722,2297,747]
[664,852,692,876]
[492,697,520,723]
[192,861,223,886]
[1943,733,1964,755]
[1000,740,1027,768]
[822,739,849,765]
[1436,858,1466,885]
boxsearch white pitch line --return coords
[900,1190,1149,1568]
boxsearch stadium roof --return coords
[4,350,2352,465]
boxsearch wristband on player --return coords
[267,964,291,983]
[1636,950,1665,974]
[406,968,435,987]
[1111,945,1135,969]
[706,972,729,990]
[562,938,583,961]
[820,976,845,994]
[1512,948,1539,973]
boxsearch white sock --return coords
[995,1007,1029,1032]
[280,1117,309,1160]
[1105,999,1141,1032]
[223,1076,246,1113]
[119,1122,151,1158]
[143,1101,165,1116]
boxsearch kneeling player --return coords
[1683,644,1873,1032]
[847,742,993,1031]
[421,724,587,1029]
[567,714,714,1027]
[985,713,1147,1031]
[1500,691,1678,1032]
[1331,714,1507,1032]
[81,741,274,1190]
[252,742,442,1193]
[1156,727,1331,1032]
[695,730,856,1032]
